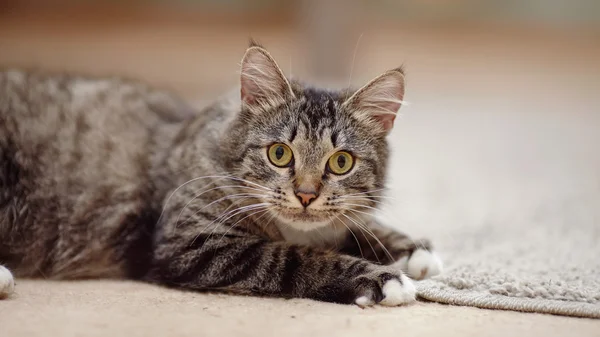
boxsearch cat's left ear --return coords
[240,45,295,110]
[342,67,405,134]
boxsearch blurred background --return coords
[1,0,599,242]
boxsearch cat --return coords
[0,42,442,305]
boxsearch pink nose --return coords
[295,191,318,207]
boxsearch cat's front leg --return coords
[149,234,417,307]
[340,221,443,280]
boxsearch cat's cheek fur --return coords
[392,249,444,280]
[0,266,15,299]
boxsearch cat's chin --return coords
[272,210,334,231]
[282,220,332,232]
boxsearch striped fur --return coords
[0,44,437,305]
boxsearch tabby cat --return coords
[0,42,442,305]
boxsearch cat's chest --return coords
[275,223,347,248]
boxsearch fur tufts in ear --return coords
[240,44,294,111]
[343,68,406,133]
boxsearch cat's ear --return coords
[342,67,405,134]
[240,44,294,110]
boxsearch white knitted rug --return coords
[414,196,600,318]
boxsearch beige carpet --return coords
[1,280,598,337]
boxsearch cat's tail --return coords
[0,265,15,299]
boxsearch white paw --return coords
[393,249,443,280]
[379,275,417,306]
[355,295,375,307]
[0,265,15,299]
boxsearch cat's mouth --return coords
[271,207,335,229]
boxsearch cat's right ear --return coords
[342,67,406,134]
[240,45,294,110]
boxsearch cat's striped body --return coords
[0,44,442,304]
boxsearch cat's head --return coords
[223,42,405,231]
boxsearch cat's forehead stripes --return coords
[294,88,342,141]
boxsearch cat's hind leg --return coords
[0,265,15,299]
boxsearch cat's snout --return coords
[295,190,318,207]
[293,176,321,207]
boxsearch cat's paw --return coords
[0,265,15,299]
[393,249,443,280]
[353,271,416,307]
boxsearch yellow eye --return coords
[267,143,294,167]
[327,151,354,175]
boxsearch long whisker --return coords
[192,175,273,191]
[336,198,390,209]
[175,188,267,229]
[341,213,380,263]
[215,208,270,247]
[342,208,379,219]
[202,204,271,244]
[156,175,272,227]
[259,209,278,233]
[198,192,266,212]
[249,206,272,226]
[190,203,271,247]
[334,214,364,259]
[339,195,396,201]
[156,176,224,228]
[345,210,395,263]
[185,195,251,230]
[177,194,263,229]
[337,202,382,213]
[200,202,269,234]
[343,188,388,197]
[337,203,395,220]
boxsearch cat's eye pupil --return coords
[337,155,346,168]
[275,146,284,160]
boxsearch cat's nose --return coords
[295,190,318,207]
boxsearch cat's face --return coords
[224,44,405,231]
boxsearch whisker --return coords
[341,213,380,263]
[175,191,266,227]
[259,209,278,232]
[249,207,272,226]
[200,202,269,233]
[190,199,267,232]
[156,175,272,227]
[338,203,395,221]
[215,208,270,247]
[343,188,389,197]
[342,208,378,219]
[203,204,271,244]
[334,214,364,259]
[156,176,223,228]
[337,202,382,214]
[336,197,387,206]
[345,211,395,263]
[193,175,273,191]
[190,203,271,247]
[175,188,267,229]
[339,195,396,201]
